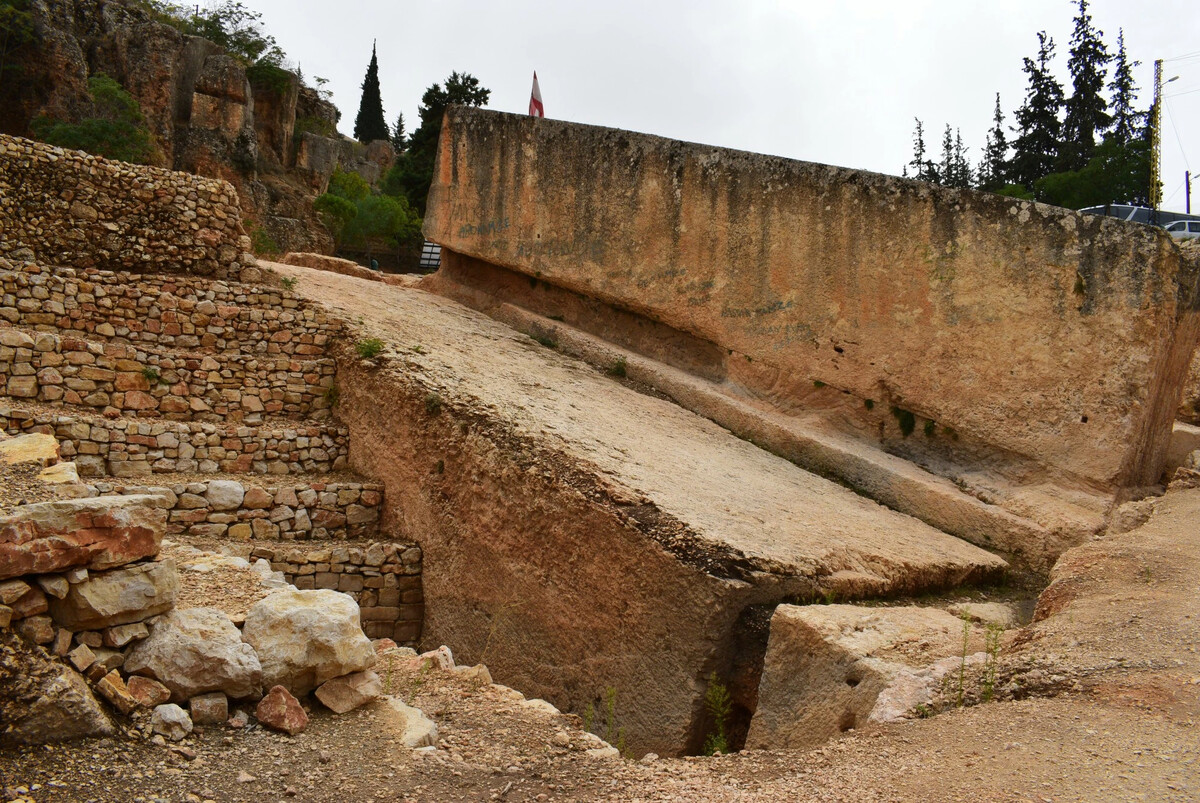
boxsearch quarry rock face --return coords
[425,107,1200,503]
[125,607,263,702]
[45,559,179,630]
[0,495,166,581]
[746,604,986,750]
[241,588,375,697]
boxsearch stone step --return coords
[0,402,347,478]
[0,326,335,423]
[0,262,339,360]
[86,473,382,542]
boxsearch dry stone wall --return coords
[0,328,334,423]
[249,542,423,644]
[0,262,341,360]
[426,107,1200,494]
[0,405,348,478]
[0,135,247,278]
[90,478,382,542]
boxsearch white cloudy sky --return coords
[245,0,1199,210]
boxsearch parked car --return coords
[1164,220,1200,241]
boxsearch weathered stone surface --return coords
[67,643,95,672]
[104,621,150,647]
[36,575,69,599]
[0,495,166,581]
[15,614,54,644]
[280,252,379,281]
[0,632,113,745]
[378,697,437,748]
[126,607,262,701]
[151,703,193,741]
[426,106,1200,506]
[95,670,137,715]
[189,691,228,725]
[314,669,382,714]
[126,675,171,708]
[204,480,245,511]
[241,589,374,696]
[746,604,984,750]
[46,560,178,630]
[0,433,59,466]
[255,685,307,735]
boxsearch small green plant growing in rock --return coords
[532,332,557,349]
[582,701,595,734]
[604,687,619,745]
[863,398,875,411]
[606,356,627,378]
[322,385,339,407]
[280,275,297,291]
[923,418,937,437]
[980,624,1003,702]
[813,380,826,389]
[702,673,732,756]
[891,406,916,438]
[356,337,384,359]
[424,392,442,415]
[140,365,161,384]
[411,344,425,354]
[913,703,933,718]
[956,616,971,707]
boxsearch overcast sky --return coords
[245,0,1199,211]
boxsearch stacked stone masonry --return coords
[250,543,424,644]
[92,478,382,541]
[0,405,348,478]
[0,327,334,423]
[0,135,246,277]
[0,263,342,361]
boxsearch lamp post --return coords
[1150,59,1180,212]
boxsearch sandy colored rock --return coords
[746,604,986,750]
[204,479,245,511]
[125,607,262,702]
[0,495,166,580]
[0,433,59,466]
[280,252,379,281]
[151,703,193,741]
[189,691,229,725]
[255,685,308,735]
[95,670,137,715]
[46,559,178,630]
[314,669,382,714]
[241,588,375,697]
[126,675,171,708]
[0,632,114,746]
[379,697,438,747]
[37,462,79,485]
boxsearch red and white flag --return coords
[528,71,544,118]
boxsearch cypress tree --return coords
[1010,32,1064,192]
[1059,0,1111,171]
[391,112,406,152]
[951,129,972,188]
[978,93,1009,191]
[353,41,389,143]
[1106,29,1142,147]
[907,118,938,183]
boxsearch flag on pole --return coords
[528,71,544,118]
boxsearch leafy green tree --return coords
[1009,32,1064,194]
[353,42,389,143]
[1106,29,1142,147]
[1059,0,1111,172]
[327,169,370,202]
[977,94,1009,191]
[179,1,283,66]
[936,125,972,188]
[30,74,161,164]
[315,169,421,256]
[390,71,490,214]
[1035,137,1150,208]
[312,192,356,244]
[0,0,35,82]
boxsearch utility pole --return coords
[1150,59,1180,214]
[1187,171,1192,215]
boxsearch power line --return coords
[1165,50,1200,62]
[1164,102,1192,171]
[1164,178,1185,206]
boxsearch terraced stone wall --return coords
[0,405,348,478]
[250,542,424,644]
[92,478,382,541]
[0,262,340,360]
[0,328,334,423]
[0,135,247,277]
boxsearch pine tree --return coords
[1010,32,1064,192]
[907,118,939,183]
[353,41,389,143]
[978,94,1009,190]
[950,129,972,188]
[1059,0,1111,171]
[391,112,406,152]
[1106,29,1142,147]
